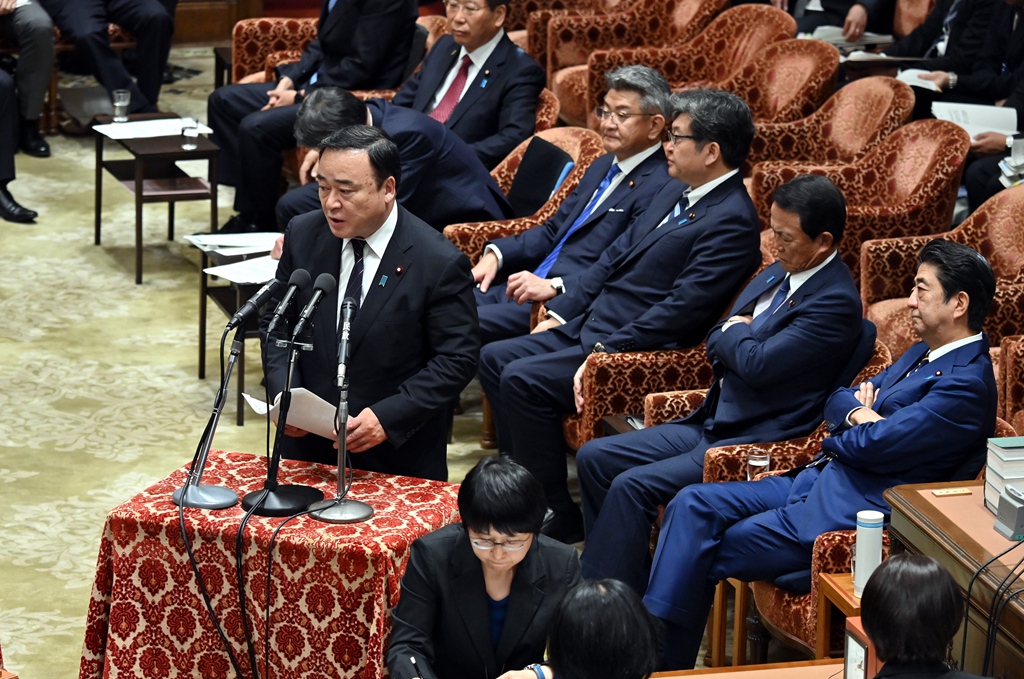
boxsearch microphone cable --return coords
[235,491,268,678]
[981,547,1024,674]
[262,507,314,679]
[959,535,1024,668]
[986,583,1024,675]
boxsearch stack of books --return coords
[985,436,1024,513]
[998,147,1024,189]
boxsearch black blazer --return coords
[392,33,546,169]
[387,523,582,679]
[277,0,418,91]
[260,205,480,480]
[885,0,996,73]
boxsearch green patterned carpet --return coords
[0,47,493,678]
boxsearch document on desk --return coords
[897,69,941,92]
[243,389,338,440]
[932,102,1018,138]
[841,51,924,64]
[203,255,279,284]
[93,118,214,140]
[185,232,281,253]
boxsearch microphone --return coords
[266,268,311,335]
[226,278,284,331]
[292,273,337,339]
[336,297,357,387]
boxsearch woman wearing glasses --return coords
[388,457,582,679]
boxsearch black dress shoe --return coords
[0,186,37,223]
[541,505,585,544]
[19,122,51,158]
[219,214,257,234]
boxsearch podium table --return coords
[79,451,460,679]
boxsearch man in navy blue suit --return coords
[207,0,418,233]
[577,174,865,593]
[477,88,763,544]
[391,0,546,170]
[645,238,998,669]
[471,65,675,345]
[274,87,512,232]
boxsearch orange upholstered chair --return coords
[744,76,914,173]
[443,127,605,263]
[580,5,797,130]
[506,0,635,56]
[1000,335,1024,431]
[749,119,970,282]
[546,0,727,125]
[893,0,937,38]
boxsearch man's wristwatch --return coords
[550,277,565,295]
[1008,135,1016,151]
[948,72,958,90]
[592,342,607,354]
[525,664,547,679]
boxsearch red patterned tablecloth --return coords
[79,450,461,679]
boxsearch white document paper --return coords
[203,255,279,284]
[932,102,1018,138]
[184,232,281,252]
[93,118,214,140]
[808,26,893,46]
[897,69,941,92]
[842,50,924,63]
[243,388,338,440]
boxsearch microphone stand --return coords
[308,379,373,524]
[242,334,324,517]
[172,325,242,509]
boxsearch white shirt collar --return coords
[613,142,664,176]
[353,201,398,259]
[459,28,504,68]
[786,249,837,296]
[685,168,739,209]
[928,332,984,362]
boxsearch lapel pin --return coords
[788,299,795,307]
[629,180,635,188]
[766,275,776,284]
[688,212,696,219]
[379,275,388,287]
[935,370,942,376]
[396,266,404,275]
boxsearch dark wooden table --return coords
[94,114,219,284]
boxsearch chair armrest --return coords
[527,8,594,74]
[746,118,821,169]
[263,49,304,80]
[859,233,940,307]
[810,529,890,603]
[644,389,707,427]
[351,89,397,102]
[232,17,318,82]
[702,424,828,484]
[443,216,547,263]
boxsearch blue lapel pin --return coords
[766,275,776,284]
[379,275,388,287]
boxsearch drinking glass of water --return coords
[181,118,199,150]
[747,448,770,481]
[112,89,130,123]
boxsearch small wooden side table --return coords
[815,572,861,658]
[94,116,219,284]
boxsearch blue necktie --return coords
[533,163,621,278]
[750,276,790,332]
[925,0,962,58]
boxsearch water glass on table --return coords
[747,448,770,481]
[112,89,130,123]
[181,118,199,150]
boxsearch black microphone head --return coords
[289,268,312,290]
[341,297,357,311]
[314,272,337,294]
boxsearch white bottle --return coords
[853,510,884,598]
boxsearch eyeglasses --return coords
[445,1,484,14]
[666,131,698,145]
[471,538,528,551]
[594,107,655,125]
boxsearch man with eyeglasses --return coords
[207,0,418,234]
[391,0,545,170]
[471,65,675,345]
[478,88,762,544]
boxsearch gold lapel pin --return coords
[396,266,404,275]
[629,180,635,188]
[688,212,696,219]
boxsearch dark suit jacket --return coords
[387,523,582,679]
[689,256,863,446]
[545,173,761,353]
[874,661,987,679]
[392,33,546,169]
[487,149,673,288]
[277,0,417,91]
[782,337,996,547]
[369,100,514,229]
[260,205,480,480]
[954,2,1024,101]
[885,0,996,73]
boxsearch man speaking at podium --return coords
[260,126,479,482]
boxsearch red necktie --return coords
[430,55,471,123]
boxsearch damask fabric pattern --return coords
[79,451,460,679]
[578,5,797,130]
[231,17,318,83]
[444,127,605,264]
[749,120,971,281]
[1001,335,1024,432]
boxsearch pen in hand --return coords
[410,656,425,679]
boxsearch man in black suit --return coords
[39,0,172,114]
[0,0,53,157]
[478,89,763,543]
[391,0,545,169]
[577,174,865,593]
[471,65,674,345]
[0,70,36,223]
[260,126,479,481]
[772,0,887,42]
[274,87,512,231]
[208,0,418,233]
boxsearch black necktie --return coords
[343,239,365,307]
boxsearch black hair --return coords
[318,125,402,191]
[861,554,963,664]
[548,579,661,679]
[604,65,671,116]
[918,239,996,333]
[293,86,367,147]
[772,174,847,245]
[668,88,755,169]
[457,457,546,536]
